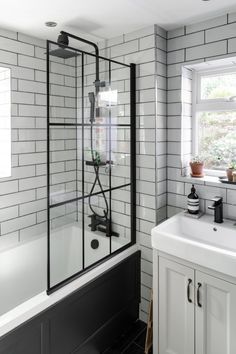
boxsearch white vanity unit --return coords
[151,212,236,354]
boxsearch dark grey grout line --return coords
[104,33,155,49]
[167,50,232,70]
[156,33,167,41]
[141,258,153,266]
[156,62,167,69]
[0,34,45,51]
[168,37,232,53]
[167,17,236,39]
[156,47,167,54]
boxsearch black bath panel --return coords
[0,251,141,354]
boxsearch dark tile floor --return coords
[102,320,152,354]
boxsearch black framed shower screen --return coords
[46,40,136,293]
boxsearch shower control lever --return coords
[94,79,106,88]
[88,214,119,237]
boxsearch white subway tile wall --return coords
[0,31,47,244]
[93,26,165,322]
[167,13,236,219]
[2,10,236,324]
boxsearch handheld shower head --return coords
[88,92,95,123]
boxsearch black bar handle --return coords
[197,282,202,307]
[187,279,192,303]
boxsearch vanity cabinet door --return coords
[159,257,195,354]
[195,271,236,354]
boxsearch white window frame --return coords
[192,66,236,176]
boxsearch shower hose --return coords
[88,121,109,222]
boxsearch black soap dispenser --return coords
[188,184,200,215]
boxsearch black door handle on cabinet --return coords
[187,279,192,303]
[197,282,202,307]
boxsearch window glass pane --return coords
[201,73,236,100]
[198,111,236,170]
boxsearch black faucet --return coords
[88,214,119,237]
[208,197,223,223]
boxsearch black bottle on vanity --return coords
[187,184,200,215]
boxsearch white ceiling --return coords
[3,0,236,42]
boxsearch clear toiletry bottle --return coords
[187,184,199,215]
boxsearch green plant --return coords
[228,160,236,170]
[198,111,236,170]
[93,150,101,164]
[84,148,102,164]
[190,155,204,164]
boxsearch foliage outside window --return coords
[193,68,236,172]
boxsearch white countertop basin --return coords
[151,212,236,278]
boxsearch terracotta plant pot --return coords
[226,168,235,182]
[190,162,204,178]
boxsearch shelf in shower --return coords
[85,160,113,167]
[49,122,131,127]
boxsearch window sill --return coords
[181,174,236,190]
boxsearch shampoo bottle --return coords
[187,184,199,215]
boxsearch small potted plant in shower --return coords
[85,148,104,166]
[190,155,205,177]
[226,160,236,182]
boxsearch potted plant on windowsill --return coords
[190,156,205,178]
[226,161,236,182]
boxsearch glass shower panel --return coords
[83,125,109,196]
[49,200,83,288]
[82,55,112,268]
[49,125,82,205]
[110,61,132,250]
[49,43,79,125]
[48,43,83,289]
[47,40,135,292]
[110,64,130,125]
[110,62,131,189]
[110,126,131,189]
[83,191,110,268]
[83,54,96,125]
[111,186,131,252]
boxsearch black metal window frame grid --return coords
[47,40,136,294]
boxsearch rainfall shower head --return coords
[49,48,79,59]
[48,33,80,59]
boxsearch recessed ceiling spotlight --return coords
[45,21,57,28]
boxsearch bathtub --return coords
[0,222,134,337]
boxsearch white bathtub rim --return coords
[0,244,138,338]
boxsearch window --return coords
[0,67,11,178]
[193,67,236,172]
